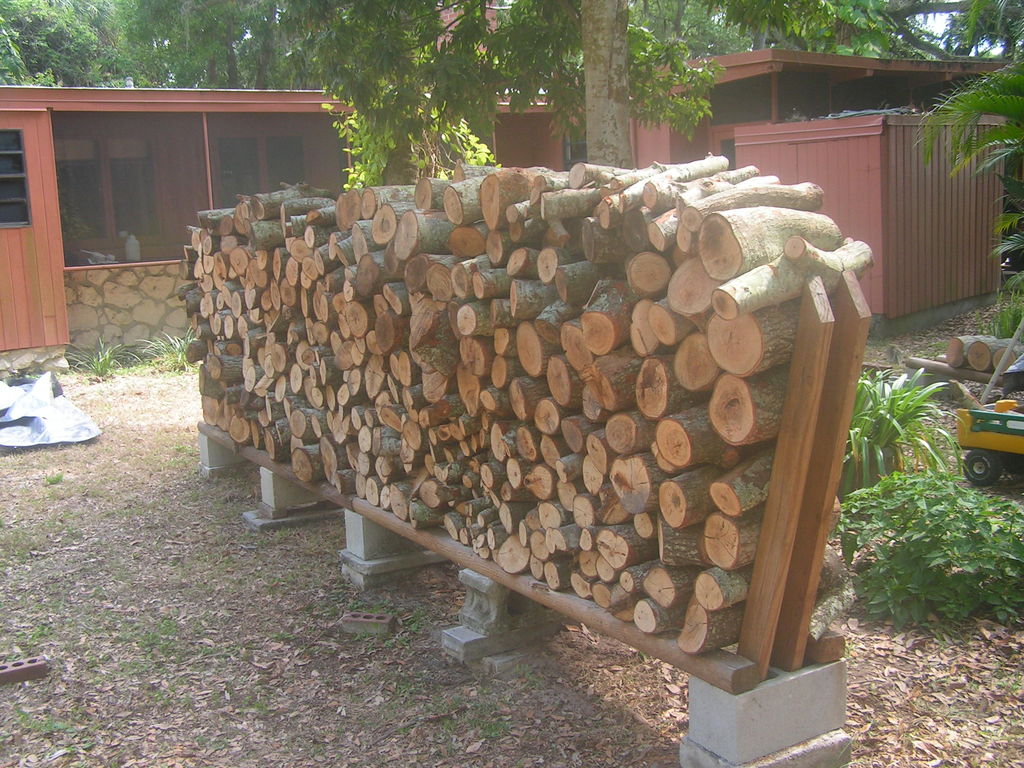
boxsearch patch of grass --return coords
[134,330,198,373]
[44,471,64,485]
[65,339,140,378]
[134,617,181,657]
[14,706,78,736]
[0,522,48,562]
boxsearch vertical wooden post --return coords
[771,272,871,670]
[737,277,834,678]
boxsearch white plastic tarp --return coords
[0,373,100,448]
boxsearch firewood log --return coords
[703,508,763,570]
[634,598,687,634]
[659,465,720,529]
[642,564,700,609]
[677,599,744,654]
[709,448,774,516]
[596,525,658,569]
[609,452,667,515]
[680,182,824,233]
[699,207,843,281]
[694,565,753,611]
[708,368,788,446]
[711,238,872,320]
[706,302,797,376]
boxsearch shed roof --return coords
[0,86,345,113]
[709,48,1002,84]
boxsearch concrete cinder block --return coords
[338,547,446,590]
[340,611,398,636]
[343,509,421,560]
[440,624,561,664]
[680,730,851,768]
[457,568,557,635]
[198,432,245,478]
[242,506,340,532]
[259,466,320,512]
[686,662,848,766]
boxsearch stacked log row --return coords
[183,159,872,657]
[946,334,1023,373]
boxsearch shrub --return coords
[66,339,139,378]
[839,472,1024,627]
[135,330,197,372]
[840,368,957,498]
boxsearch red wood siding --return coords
[735,116,887,313]
[493,113,564,171]
[0,110,68,352]
[883,117,1001,318]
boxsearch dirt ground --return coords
[2,326,1023,767]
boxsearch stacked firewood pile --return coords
[946,335,1023,373]
[181,157,871,656]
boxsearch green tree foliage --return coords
[123,0,302,88]
[0,15,28,83]
[286,0,719,180]
[0,0,128,85]
[630,0,753,55]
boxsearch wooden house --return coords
[0,87,343,372]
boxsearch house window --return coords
[266,136,304,188]
[564,132,587,167]
[0,130,30,227]
[109,137,158,236]
[216,135,306,209]
[55,139,103,239]
[218,137,260,207]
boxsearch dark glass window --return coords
[218,137,260,207]
[109,137,157,236]
[0,130,30,227]
[266,136,304,187]
[55,138,104,239]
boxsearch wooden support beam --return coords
[771,272,870,670]
[737,277,834,679]
[198,420,760,694]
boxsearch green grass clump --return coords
[66,339,140,378]
[841,368,957,497]
[134,330,197,373]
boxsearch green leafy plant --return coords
[66,339,139,378]
[332,106,495,190]
[44,472,63,486]
[841,368,957,497]
[839,471,1024,627]
[135,330,197,373]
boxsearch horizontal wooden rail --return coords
[199,421,761,694]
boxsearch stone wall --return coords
[0,345,68,377]
[64,263,188,348]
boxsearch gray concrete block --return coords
[344,509,420,560]
[338,547,446,590]
[259,466,320,511]
[457,568,559,635]
[242,507,340,532]
[440,623,561,664]
[679,730,851,768]
[198,432,245,478]
[687,662,847,766]
[481,649,537,678]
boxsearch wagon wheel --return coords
[963,449,1003,486]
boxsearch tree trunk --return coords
[582,0,632,167]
